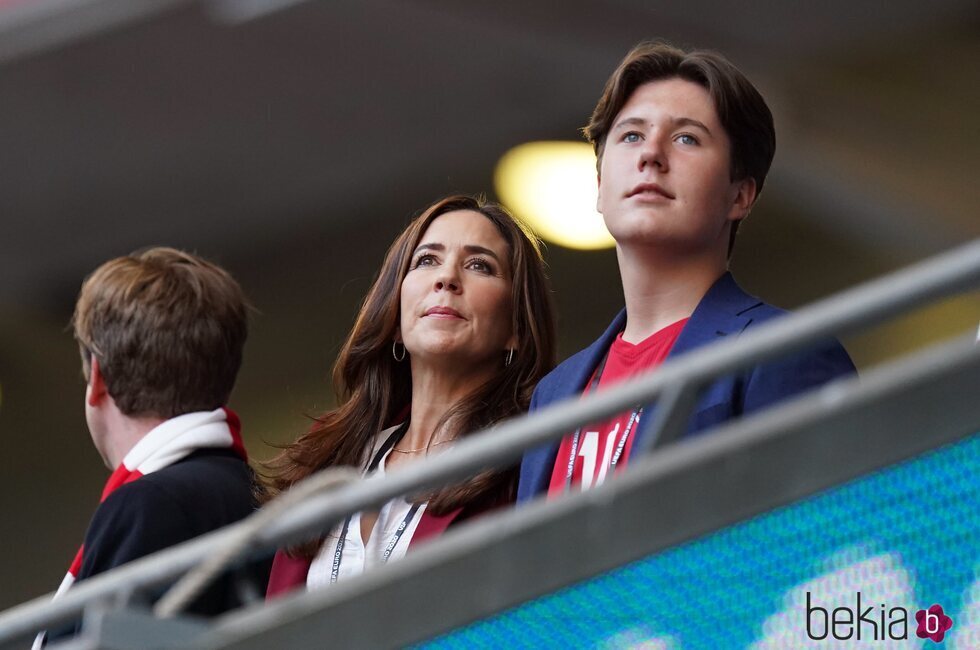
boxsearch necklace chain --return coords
[391,439,454,454]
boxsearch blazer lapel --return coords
[557,308,628,401]
[522,309,627,496]
[633,272,762,449]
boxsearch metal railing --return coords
[0,238,978,648]
[203,331,980,649]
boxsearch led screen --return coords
[424,433,980,648]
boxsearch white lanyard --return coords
[563,350,642,492]
[329,422,420,583]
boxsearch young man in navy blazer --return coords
[518,42,855,501]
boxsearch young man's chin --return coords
[603,214,659,241]
[607,224,686,249]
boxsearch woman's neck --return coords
[401,361,494,450]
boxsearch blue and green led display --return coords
[424,433,980,648]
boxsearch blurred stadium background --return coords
[0,0,977,618]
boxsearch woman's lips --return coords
[424,306,464,319]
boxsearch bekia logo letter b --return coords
[915,604,953,643]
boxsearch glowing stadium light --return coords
[494,141,614,250]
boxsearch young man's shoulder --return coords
[93,450,256,545]
[532,309,627,411]
[737,296,854,369]
[740,299,787,321]
[75,449,268,622]
[143,448,253,489]
[140,449,257,517]
[80,449,257,578]
[531,288,854,411]
[537,347,594,392]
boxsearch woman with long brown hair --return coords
[265,195,556,594]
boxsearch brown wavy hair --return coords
[72,247,248,419]
[265,195,556,533]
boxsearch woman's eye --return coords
[412,254,437,269]
[676,133,699,146]
[467,258,493,273]
[622,132,641,143]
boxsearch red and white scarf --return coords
[35,407,245,648]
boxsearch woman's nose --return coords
[434,269,461,293]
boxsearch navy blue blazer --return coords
[517,272,856,502]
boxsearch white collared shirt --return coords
[307,426,427,589]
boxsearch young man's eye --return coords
[622,132,642,143]
[676,133,699,146]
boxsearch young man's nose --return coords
[638,135,669,172]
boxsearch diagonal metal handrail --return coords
[0,238,977,646]
[202,335,980,650]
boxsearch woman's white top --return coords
[307,425,427,589]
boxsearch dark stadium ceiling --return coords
[0,0,978,308]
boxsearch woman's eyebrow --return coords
[413,242,502,264]
[462,245,500,261]
[412,242,444,256]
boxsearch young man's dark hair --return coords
[585,41,776,255]
[517,41,854,503]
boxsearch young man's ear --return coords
[728,176,757,221]
[87,357,108,407]
[728,177,758,223]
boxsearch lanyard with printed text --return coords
[563,350,643,493]
[330,421,422,583]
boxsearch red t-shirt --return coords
[547,318,688,497]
